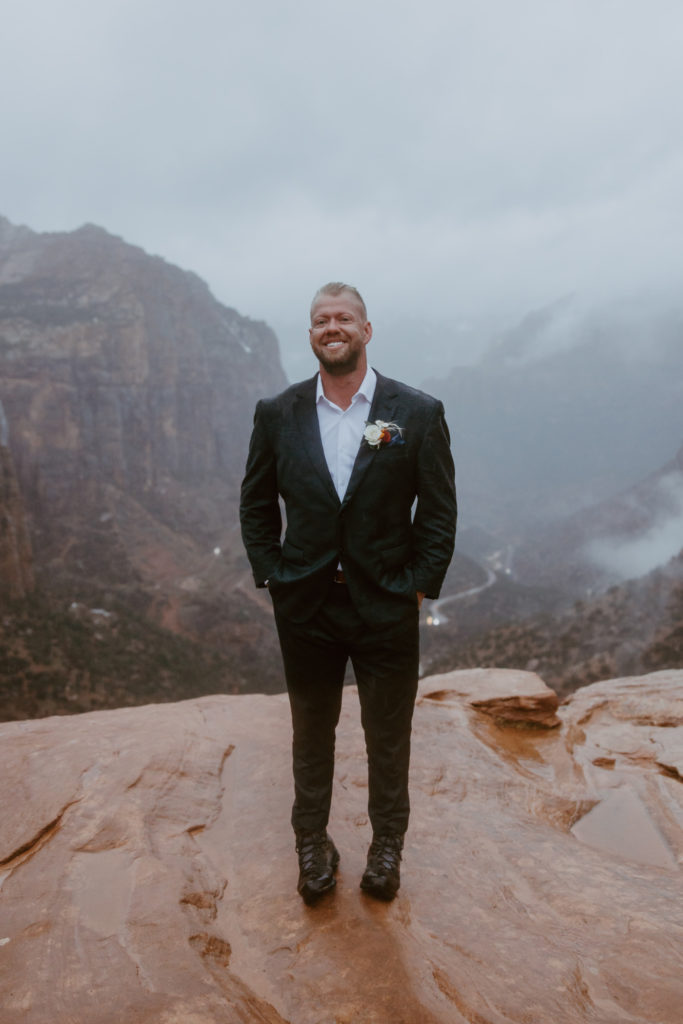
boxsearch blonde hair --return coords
[310,282,367,321]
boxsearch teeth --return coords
[326,342,343,348]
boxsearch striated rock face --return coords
[0,215,287,692]
[1,668,681,1023]
[0,398,33,601]
[0,216,286,564]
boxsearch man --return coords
[240,283,456,904]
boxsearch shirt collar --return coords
[316,366,377,408]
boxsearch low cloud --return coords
[586,474,683,580]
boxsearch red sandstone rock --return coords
[419,666,561,726]
[0,669,682,1023]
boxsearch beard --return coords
[312,339,364,375]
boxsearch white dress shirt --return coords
[316,367,377,501]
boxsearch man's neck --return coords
[318,363,368,411]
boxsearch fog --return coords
[2,0,683,383]
[588,518,683,582]
[587,474,683,581]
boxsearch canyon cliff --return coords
[0,214,285,563]
[0,668,681,1023]
[0,215,287,702]
[0,398,33,601]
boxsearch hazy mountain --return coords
[428,294,683,537]
[514,441,683,594]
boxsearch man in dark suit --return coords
[240,283,456,903]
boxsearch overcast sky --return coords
[2,0,682,380]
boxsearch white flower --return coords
[363,423,385,447]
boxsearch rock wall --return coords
[0,216,286,577]
[1,668,681,1023]
[0,398,33,601]
[0,216,287,691]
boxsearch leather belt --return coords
[333,569,347,584]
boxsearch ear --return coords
[364,320,373,345]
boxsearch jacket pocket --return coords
[282,538,307,565]
[378,540,412,569]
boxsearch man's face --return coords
[309,292,372,376]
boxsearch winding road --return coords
[425,545,515,625]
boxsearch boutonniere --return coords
[363,420,405,450]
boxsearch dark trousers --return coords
[274,583,420,838]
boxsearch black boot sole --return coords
[360,872,399,901]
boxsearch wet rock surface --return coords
[1,668,682,1023]
[421,666,561,727]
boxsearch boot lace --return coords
[368,834,403,872]
[296,830,330,873]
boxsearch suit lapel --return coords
[293,376,340,505]
[341,371,400,509]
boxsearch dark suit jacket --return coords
[240,370,457,626]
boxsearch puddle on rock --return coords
[571,786,678,870]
